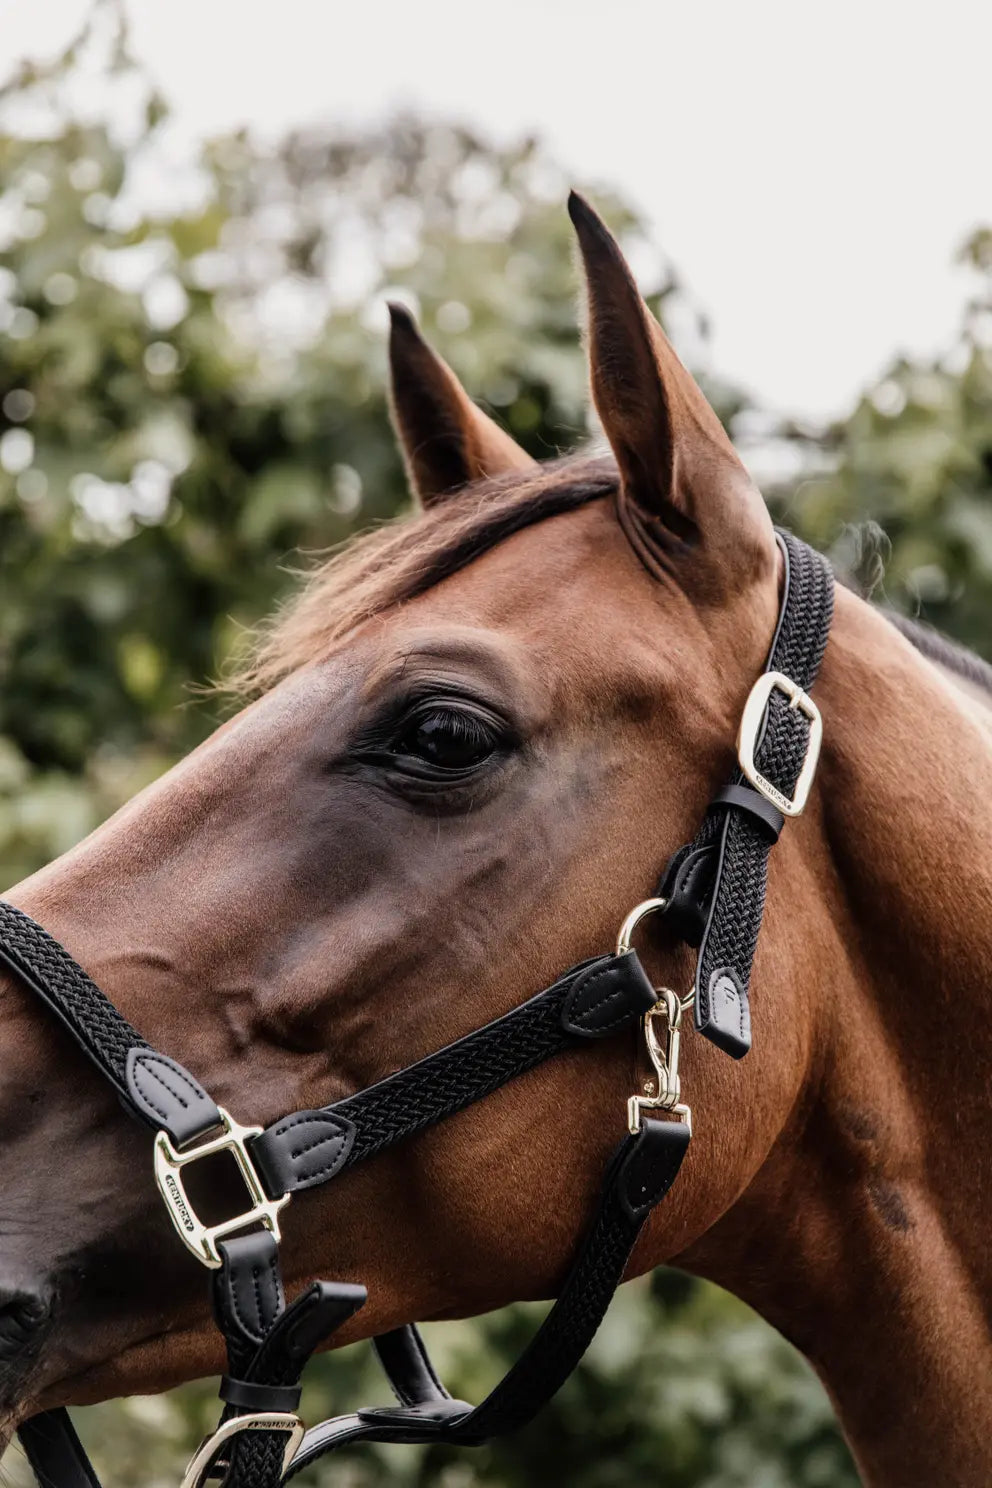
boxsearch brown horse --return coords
[2,193,991,1487]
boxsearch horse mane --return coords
[227,449,992,704]
[885,611,992,699]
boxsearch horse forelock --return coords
[226,442,992,718]
[225,451,619,697]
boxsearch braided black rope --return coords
[335,964,605,1165]
[285,1122,690,1476]
[251,953,655,1197]
[691,532,834,1053]
[225,1430,288,1488]
[0,900,148,1091]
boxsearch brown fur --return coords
[1,198,989,1487]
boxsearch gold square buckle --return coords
[737,670,822,818]
[153,1107,289,1269]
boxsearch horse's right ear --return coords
[387,304,535,506]
[568,192,771,570]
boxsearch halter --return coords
[3,529,833,1488]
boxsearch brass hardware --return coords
[154,1107,289,1270]
[615,897,668,956]
[627,987,692,1136]
[181,1412,305,1488]
[737,669,822,817]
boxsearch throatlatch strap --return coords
[285,1118,691,1474]
[660,531,834,1057]
[0,901,221,1147]
[249,950,658,1197]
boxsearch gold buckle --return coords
[154,1107,289,1270]
[737,669,822,818]
[180,1412,305,1488]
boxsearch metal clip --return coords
[627,987,692,1136]
[154,1107,289,1269]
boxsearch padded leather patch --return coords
[213,1231,284,1353]
[697,967,752,1059]
[658,843,718,947]
[250,1109,356,1196]
[561,951,658,1038]
[124,1047,221,1145]
[617,1120,691,1222]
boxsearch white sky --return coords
[2,0,990,422]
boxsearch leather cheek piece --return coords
[124,1047,222,1146]
[560,950,658,1038]
[250,1110,357,1197]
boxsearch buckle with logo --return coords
[180,1412,305,1488]
[154,1107,289,1269]
[737,670,822,818]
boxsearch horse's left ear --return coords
[387,303,535,506]
[568,192,772,565]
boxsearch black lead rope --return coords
[7,529,832,1488]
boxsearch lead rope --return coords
[7,528,832,1488]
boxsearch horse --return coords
[1,191,990,1488]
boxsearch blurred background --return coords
[2,2,990,1483]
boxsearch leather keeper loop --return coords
[710,782,784,840]
[219,1376,303,1412]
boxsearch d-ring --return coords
[615,897,668,955]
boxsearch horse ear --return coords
[568,192,770,560]
[387,303,535,506]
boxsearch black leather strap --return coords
[18,1411,101,1488]
[660,532,833,1057]
[250,950,657,1198]
[710,783,784,840]
[211,1232,367,1488]
[287,1118,690,1474]
[0,901,221,1147]
[373,1325,452,1407]
[220,1377,303,1412]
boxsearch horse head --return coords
[2,195,991,1488]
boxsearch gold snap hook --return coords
[627,987,691,1134]
[616,896,693,1136]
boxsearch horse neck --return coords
[694,584,992,1487]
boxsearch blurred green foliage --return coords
[4,7,990,1488]
[764,230,992,650]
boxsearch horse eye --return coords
[394,707,500,771]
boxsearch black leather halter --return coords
[4,530,833,1488]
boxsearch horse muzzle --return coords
[0,1276,53,1421]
